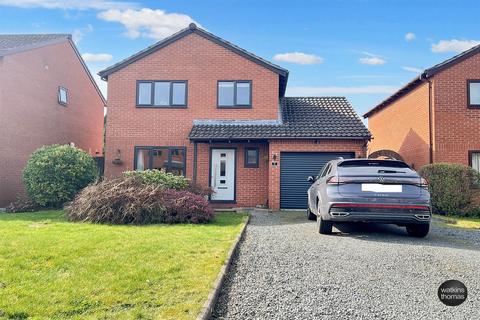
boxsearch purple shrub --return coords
[161,189,215,223]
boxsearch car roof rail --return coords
[337,157,344,160]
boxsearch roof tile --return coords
[189,97,370,140]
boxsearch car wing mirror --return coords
[307,176,315,183]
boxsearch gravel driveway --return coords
[212,211,479,320]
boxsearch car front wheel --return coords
[406,224,429,238]
[318,216,333,234]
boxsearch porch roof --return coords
[189,97,371,141]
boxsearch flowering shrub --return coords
[161,189,214,224]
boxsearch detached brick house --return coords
[99,24,370,210]
[364,44,480,171]
[0,34,105,206]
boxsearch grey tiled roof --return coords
[189,97,371,140]
[0,34,70,56]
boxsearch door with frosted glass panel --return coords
[210,149,235,201]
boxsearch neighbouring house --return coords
[364,43,480,171]
[0,34,105,206]
[99,24,370,210]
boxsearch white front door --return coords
[211,149,235,201]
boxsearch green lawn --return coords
[0,211,247,319]
[434,214,480,230]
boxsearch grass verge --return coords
[434,214,480,230]
[0,210,248,319]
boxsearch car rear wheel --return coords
[406,224,429,238]
[318,216,333,234]
[307,208,316,221]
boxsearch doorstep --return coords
[213,207,270,214]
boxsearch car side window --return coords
[320,163,331,178]
[326,164,333,176]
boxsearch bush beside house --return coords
[419,163,480,217]
[20,144,98,208]
[124,169,189,189]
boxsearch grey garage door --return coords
[280,152,355,209]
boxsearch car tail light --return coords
[327,176,337,184]
[327,176,346,185]
[419,178,429,190]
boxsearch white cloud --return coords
[405,32,416,42]
[72,24,93,44]
[431,39,480,53]
[82,52,113,62]
[402,66,423,73]
[0,0,135,10]
[358,51,386,65]
[359,56,386,65]
[273,52,324,65]
[98,8,199,40]
[287,85,397,95]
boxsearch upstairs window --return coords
[137,81,187,107]
[468,80,480,108]
[58,86,68,106]
[218,81,252,108]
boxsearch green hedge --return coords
[123,169,189,190]
[419,163,480,215]
[23,145,98,207]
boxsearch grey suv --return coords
[307,159,431,237]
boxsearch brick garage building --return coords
[100,24,370,210]
[0,34,105,206]
[364,44,480,171]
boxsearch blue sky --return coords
[1,0,479,116]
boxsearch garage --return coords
[280,152,355,209]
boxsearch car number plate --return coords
[361,183,402,193]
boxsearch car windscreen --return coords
[338,159,410,168]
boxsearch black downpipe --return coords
[193,142,198,183]
[421,74,434,164]
[427,79,433,164]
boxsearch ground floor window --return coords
[470,151,480,171]
[244,147,259,168]
[134,146,186,175]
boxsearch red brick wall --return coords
[196,143,269,207]
[432,54,480,164]
[367,82,430,169]
[0,41,104,206]
[268,139,366,210]
[104,32,280,178]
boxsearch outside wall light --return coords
[112,149,123,165]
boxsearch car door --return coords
[308,162,331,212]
[316,162,335,214]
